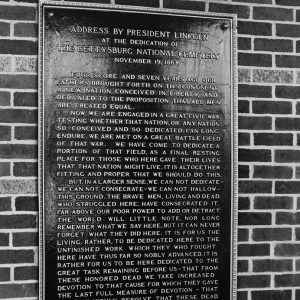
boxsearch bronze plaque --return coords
[39,3,237,300]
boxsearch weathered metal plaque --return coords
[39,3,237,300]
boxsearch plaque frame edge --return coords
[38,3,238,300]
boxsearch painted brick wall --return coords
[0,0,299,299]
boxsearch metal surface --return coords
[39,3,237,300]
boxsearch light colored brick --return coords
[14,57,37,73]
[253,69,293,84]
[0,56,11,72]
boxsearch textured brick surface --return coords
[0,0,300,297]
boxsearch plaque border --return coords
[38,3,238,300]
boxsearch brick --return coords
[15,0,38,2]
[275,150,300,162]
[255,38,293,53]
[209,3,250,19]
[277,24,300,37]
[253,6,293,21]
[238,70,251,84]
[254,134,293,146]
[238,116,272,130]
[296,41,300,53]
[276,55,300,68]
[296,260,300,270]
[0,283,37,298]
[275,274,300,287]
[239,149,271,162]
[0,197,11,211]
[238,53,272,67]
[14,266,38,281]
[276,86,300,99]
[0,22,10,36]
[0,233,9,246]
[252,290,292,300]
[238,275,270,288]
[164,0,205,10]
[0,250,34,264]
[238,37,251,51]
[296,166,300,178]
[253,259,292,272]
[276,118,300,131]
[276,0,300,5]
[297,102,300,114]
[0,268,10,282]
[14,92,37,107]
[0,74,37,89]
[239,197,250,210]
[15,196,38,211]
[237,291,248,300]
[295,228,300,240]
[0,91,10,106]
[276,212,300,224]
[276,181,300,194]
[238,229,249,242]
[238,21,272,36]
[0,215,36,229]
[253,101,292,114]
[238,244,270,256]
[0,163,10,177]
[253,69,293,83]
[15,126,37,140]
[13,162,37,177]
[0,145,37,159]
[14,23,37,38]
[0,109,37,123]
[115,0,159,7]
[238,260,248,273]
[239,165,249,178]
[254,166,292,179]
[0,56,11,72]
[239,181,272,194]
[0,179,37,194]
[238,133,250,146]
[254,196,293,209]
[234,0,271,3]
[15,57,37,73]
[239,84,272,98]
[275,244,300,256]
[0,6,36,20]
[238,100,249,113]
[13,232,38,247]
[239,212,271,225]
[253,228,292,241]
[0,126,11,141]
[0,40,37,55]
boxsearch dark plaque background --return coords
[40,3,236,300]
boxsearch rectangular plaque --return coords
[39,3,237,300]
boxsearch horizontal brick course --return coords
[253,101,292,114]
[275,244,300,256]
[276,212,300,224]
[13,232,38,247]
[209,3,250,19]
[239,212,272,225]
[14,92,37,107]
[253,228,292,241]
[0,40,37,55]
[0,283,37,298]
[275,274,300,287]
[14,23,37,38]
[238,116,272,130]
[276,55,300,68]
[238,21,272,36]
[276,86,300,99]
[13,162,37,177]
[253,69,293,83]
[0,109,37,123]
[276,118,300,131]
[0,179,37,194]
[0,6,36,21]
[275,150,300,162]
[276,181,300,194]
[253,6,293,21]
[0,215,36,229]
[238,53,272,67]
[239,181,272,194]
[239,244,270,256]
[14,126,37,140]
[277,24,300,38]
[14,266,38,281]
[116,0,159,6]
[239,84,272,98]
[238,275,270,288]
[254,166,293,179]
[254,196,293,209]
[239,149,271,162]
[252,290,292,300]
[254,134,293,146]
[163,0,205,10]
[0,74,37,89]
[253,259,292,272]
[0,250,34,264]
[0,145,37,159]
[15,196,38,211]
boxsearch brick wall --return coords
[0,0,299,299]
